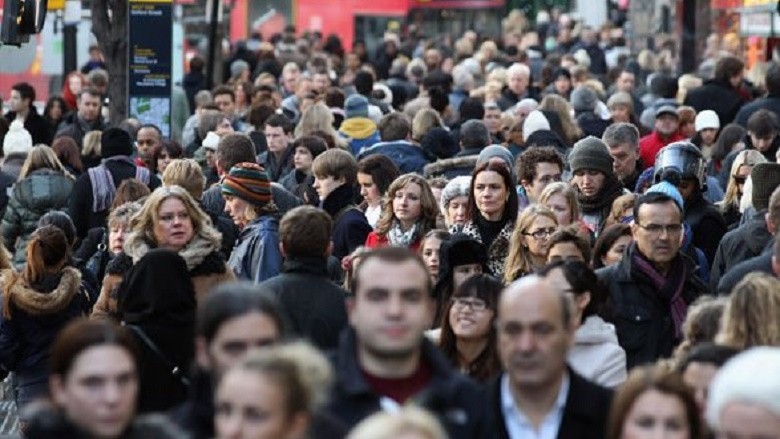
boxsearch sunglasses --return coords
[732,175,747,185]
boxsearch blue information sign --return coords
[128,0,173,138]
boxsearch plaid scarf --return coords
[631,246,688,339]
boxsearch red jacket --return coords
[639,131,685,167]
[365,231,422,252]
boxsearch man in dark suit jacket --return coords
[489,275,613,439]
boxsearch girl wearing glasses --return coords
[438,274,503,383]
[503,204,558,283]
[717,149,766,229]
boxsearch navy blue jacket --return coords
[0,268,89,393]
[359,140,430,175]
[258,257,348,350]
[320,184,371,260]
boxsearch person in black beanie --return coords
[431,233,489,327]
[67,127,161,239]
[569,136,626,237]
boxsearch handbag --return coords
[126,324,191,389]
[84,228,109,279]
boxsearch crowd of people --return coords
[0,7,779,439]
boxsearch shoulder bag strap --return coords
[125,324,190,388]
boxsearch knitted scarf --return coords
[577,174,625,214]
[387,220,419,247]
[630,247,688,339]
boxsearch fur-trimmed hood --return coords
[123,226,222,271]
[2,267,82,316]
[423,155,478,179]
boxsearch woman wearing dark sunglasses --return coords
[717,149,766,229]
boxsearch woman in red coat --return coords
[365,173,439,251]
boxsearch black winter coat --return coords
[575,112,611,138]
[325,328,492,438]
[321,185,371,260]
[486,368,613,439]
[684,79,745,126]
[55,112,106,147]
[117,250,196,414]
[717,251,773,295]
[28,407,188,439]
[597,244,708,369]
[68,159,161,239]
[710,210,773,291]
[258,257,348,350]
[685,192,727,266]
[734,94,780,127]
[0,268,89,402]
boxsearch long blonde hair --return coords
[539,94,581,145]
[129,185,219,248]
[719,150,767,213]
[503,204,558,284]
[539,182,581,224]
[716,273,780,349]
[81,130,102,158]
[19,145,74,181]
[412,109,443,142]
[375,174,439,238]
[294,102,347,149]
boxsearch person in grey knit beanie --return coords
[569,136,614,176]
[569,136,625,236]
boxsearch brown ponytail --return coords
[3,226,69,319]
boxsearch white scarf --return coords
[387,220,418,247]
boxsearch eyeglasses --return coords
[636,223,683,235]
[523,227,557,240]
[732,175,747,185]
[452,298,487,312]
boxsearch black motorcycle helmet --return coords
[653,141,708,191]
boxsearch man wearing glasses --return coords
[596,192,709,369]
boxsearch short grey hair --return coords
[507,63,530,79]
[706,347,780,429]
[195,90,213,108]
[602,122,639,150]
[452,65,475,91]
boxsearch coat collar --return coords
[334,327,458,398]
[2,267,82,316]
[321,184,357,218]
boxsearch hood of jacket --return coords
[575,315,619,346]
[423,155,477,178]
[13,169,73,213]
[2,267,81,316]
[339,117,378,139]
[124,227,222,272]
